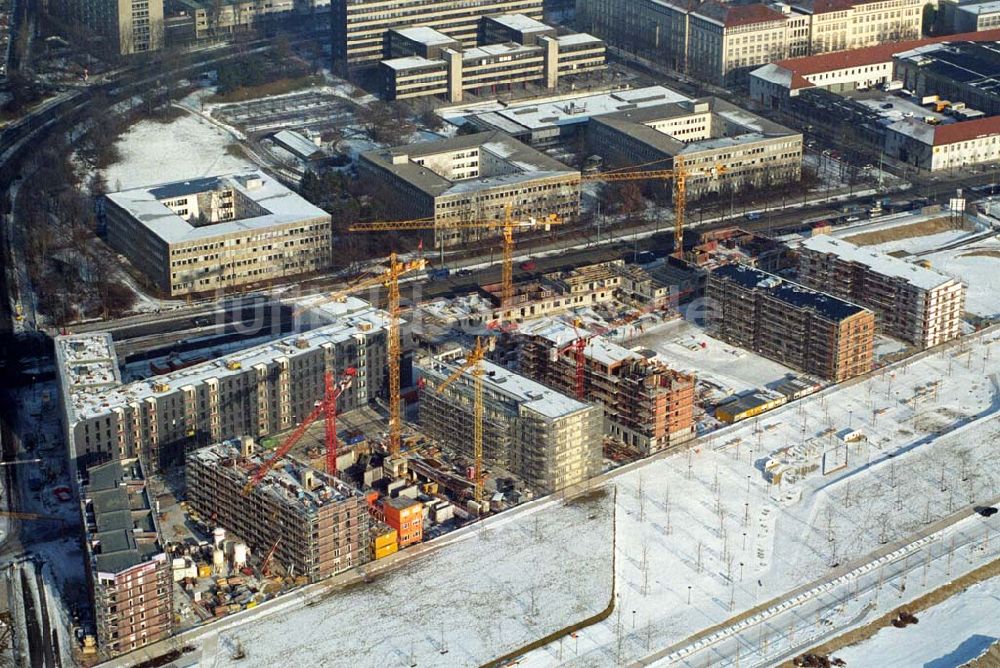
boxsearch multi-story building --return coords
[55,298,389,471]
[466,85,692,147]
[81,458,172,657]
[165,0,296,41]
[885,115,1000,171]
[687,2,793,84]
[51,0,164,55]
[518,319,697,453]
[796,236,966,348]
[953,1,1000,31]
[749,30,1000,107]
[707,263,875,382]
[186,438,372,582]
[587,98,803,200]
[418,355,603,494]
[104,171,331,297]
[359,132,580,249]
[894,39,1000,117]
[577,0,923,84]
[381,497,423,548]
[379,21,605,102]
[330,0,544,70]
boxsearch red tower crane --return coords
[557,305,664,400]
[242,368,356,495]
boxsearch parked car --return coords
[519,260,537,271]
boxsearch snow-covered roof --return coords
[555,33,603,47]
[799,235,959,291]
[104,170,329,245]
[57,298,387,425]
[519,318,640,367]
[470,86,691,133]
[486,13,551,33]
[391,26,459,45]
[380,55,445,71]
[360,131,578,198]
[426,356,591,419]
[271,129,323,159]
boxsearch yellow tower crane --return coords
[434,337,488,508]
[300,252,426,456]
[580,157,726,258]
[350,204,560,315]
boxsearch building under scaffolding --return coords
[517,318,697,454]
[417,353,602,494]
[185,438,372,583]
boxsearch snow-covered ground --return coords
[921,238,1000,318]
[631,319,797,397]
[180,322,1000,668]
[866,229,980,256]
[103,113,256,190]
[838,576,1000,668]
[202,489,614,667]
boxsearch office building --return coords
[518,319,697,453]
[186,438,372,582]
[893,39,1000,117]
[749,30,1000,107]
[81,458,173,657]
[418,355,603,494]
[105,171,331,297]
[587,98,803,200]
[707,264,875,382]
[330,0,544,70]
[577,0,923,84]
[358,132,580,249]
[796,235,966,347]
[379,22,605,102]
[465,86,691,147]
[51,0,164,55]
[55,298,389,471]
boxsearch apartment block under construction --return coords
[796,235,966,349]
[81,458,173,657]
[707,264,875,382]
[518,319,696,454]
[55,298,389,471]
[418,354,602,494]
[186,438,372,582]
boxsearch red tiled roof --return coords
[694,1,788,27]
[933,116,1000,146]
[724,3,789,26]
[773,29,1000,88]
[808,0,856,13]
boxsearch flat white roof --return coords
[488,13,551,32]
[58,298,387,424]
[272,129,322,159]
[105,170,330,245]
[475,86,691,132]
[463,42,539,60]
[519,318,639,368]
[800,235,958,290]
[381,55,443,71]
[392,26,458,45]
[556,33,603,46]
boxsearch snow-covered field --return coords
[631,318,797,397]
[103,113,256,190]
[922,238,1000,318]
[838,577,1000,668]
[203,490,614,667]
[866,229,979,256]
[185,322,1000,668]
